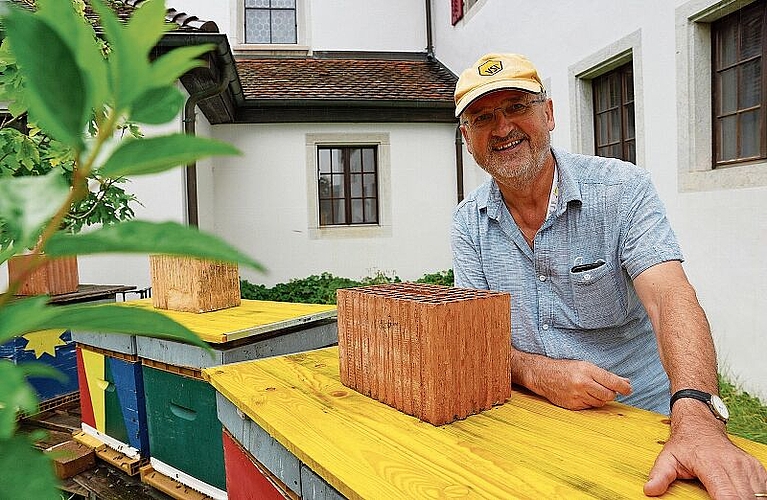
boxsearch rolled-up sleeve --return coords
[451,201,490,290]
[619,171,684,280]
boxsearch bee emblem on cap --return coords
[478,59,503,76]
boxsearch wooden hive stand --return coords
[337,283,512,425]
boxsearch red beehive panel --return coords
[337,283,511,426]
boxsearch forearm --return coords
[636,263,719,395]
[633,261,723,439]
[511,347,633,410]
[510,348,552,395]
[656,290,725,435]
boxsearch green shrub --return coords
[241,272,359,304]
[414,269,454,286]
[240,270,452,305]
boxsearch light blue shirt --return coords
[451,148,683,413]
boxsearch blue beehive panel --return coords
[109,356,150,456]
[1,329,78,402]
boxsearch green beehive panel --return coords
[104,359,129,445]
[142,366,225,490]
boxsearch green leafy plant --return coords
[0,3,141,245]
[0,0,262,497]
[415,269,454,286]
[240,270,453,305]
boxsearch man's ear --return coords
[545,99,556,132]
[460,124,474,155]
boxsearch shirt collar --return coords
[479,147,582,221]
[550,147,583,209]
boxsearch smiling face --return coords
[460,89,556,190]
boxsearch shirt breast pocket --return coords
[569,260,627,329]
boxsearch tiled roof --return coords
[8,0,218,32]
[236,55,457,103]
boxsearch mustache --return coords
[488,132,527,149]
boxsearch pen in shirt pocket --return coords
[570,259,605,273]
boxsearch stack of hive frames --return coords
[337,283,511,426]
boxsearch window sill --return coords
[309,224,392,240]
[679,159,767,192]
[233,44,310,58]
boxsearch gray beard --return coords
[481,143,550,190]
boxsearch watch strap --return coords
[669,389,727,422]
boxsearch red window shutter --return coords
[451,0,463,25]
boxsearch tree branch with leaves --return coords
[0,1,262,497]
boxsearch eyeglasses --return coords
[463,97,546,130]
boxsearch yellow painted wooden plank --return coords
[121,299,336,344]
[204,348,767,500]
[81,348,106,433]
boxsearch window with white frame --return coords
[317,146,379,226]
[676,0,767,191]
[244,0,297,44]
[305,133,392,239]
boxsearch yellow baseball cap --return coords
[454,53,545,117]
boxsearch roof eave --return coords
[235,100,457,124]
[154,31,245,124]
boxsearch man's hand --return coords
[511,350,632,410]
[644,400,767,498]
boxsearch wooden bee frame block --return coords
[337,283,512,426]
[8,254,79,296]
[46,440,96,479]
[150,255,241,313]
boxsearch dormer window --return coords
[245,0,297,44]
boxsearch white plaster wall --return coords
[194,113,217,233]
[308,0,426,52]
[207,122,457,287]
[169,0,426,52]
[75,120,188,291]
[168,0,232,33]
[0,120,188,294]
[432,0,767,400]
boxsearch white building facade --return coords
[435,0,767,401]
[3,0,763,401]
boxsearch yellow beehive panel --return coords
[203,348,767,499]
[123,299,336,344]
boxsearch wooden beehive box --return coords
[7,254,79,296]
[337,283,511,426]
[149,255,241,313]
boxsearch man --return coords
[451,53,767,498]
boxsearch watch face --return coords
[711,395,730,420]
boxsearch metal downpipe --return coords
[455,124,464,203]
[182,51,236,227]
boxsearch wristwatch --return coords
[670,389,729,423]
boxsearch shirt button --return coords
[542,323,549,330]
[539,275,546,282]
